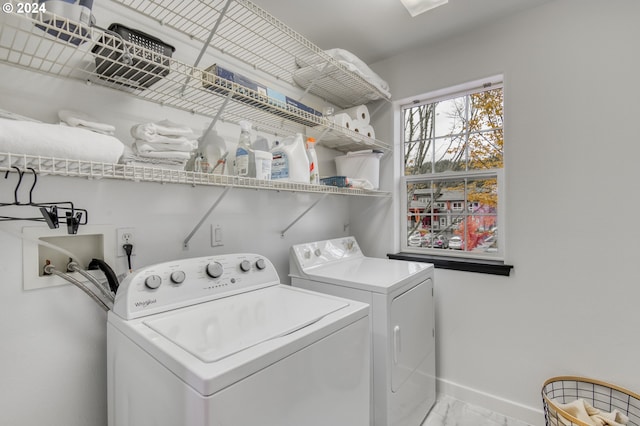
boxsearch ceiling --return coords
[251,0,554,64]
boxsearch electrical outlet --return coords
[116,228,136,257]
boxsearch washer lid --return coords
[142,285,349,363]
[300,257,431,294]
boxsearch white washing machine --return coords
[107,253,370,426]
[290,237,436,426]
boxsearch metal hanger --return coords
[0,166,88,234]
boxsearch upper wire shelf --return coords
[110,0,390,109]
[0,152,390,197]
[0,9,391,153]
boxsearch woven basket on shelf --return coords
[542,376,640,426]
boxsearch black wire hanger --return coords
[0,166,88,234]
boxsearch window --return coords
[400,77,504,260]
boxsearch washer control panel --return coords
[291,236,363,271]
[112,254,280,320]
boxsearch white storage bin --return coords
[335,150,383,189]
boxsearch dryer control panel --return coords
[290,236,364,271]
[112,254,280,320]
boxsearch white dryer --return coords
[107,253,370,426]
[290,237,435,426]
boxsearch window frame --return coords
[398,76,506,262]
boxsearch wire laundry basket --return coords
[542,376,640,426]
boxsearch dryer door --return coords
[390,278,434,392]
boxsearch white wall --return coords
[362,0,640,424]
[0,3,350,425]
[4,1,639,425]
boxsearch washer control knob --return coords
[206,262,224,278]
[239,260,251,272]
[170,271,186,284]
[314,248,322,257]
[255,258,266,270]
[144,275,162,290]
[304,250,311,259]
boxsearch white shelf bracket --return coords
[298,62,330,102]
[180,0,234,96]
[341,196,392,232]
[313,126,331,145]
[369,99,386,120]
[183,186,232,249]
[280,193,328,237]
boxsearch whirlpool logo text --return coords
[135,299,157,308]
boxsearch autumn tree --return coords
[403,87,503,249]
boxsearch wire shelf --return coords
[110,0,390,108]
[0,152,390,197]
[0,9,391,153]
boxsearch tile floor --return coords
[422,396,535,426]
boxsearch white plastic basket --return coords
[335,150,383,189]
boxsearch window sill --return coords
[387,252,513,276]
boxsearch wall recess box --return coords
[22,225,116,290]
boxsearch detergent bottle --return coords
[271,133,309,183]
[234,120,252,177]
[306,137,319,184]
[200,127,227,174]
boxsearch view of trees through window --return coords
[402,85,503,255]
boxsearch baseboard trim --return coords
[437,378,545,425]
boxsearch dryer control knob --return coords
[255,258,266,270]
[170,271,186,284]
[206,262,223,278]
[144,275,162,290]
[239,260,251,272]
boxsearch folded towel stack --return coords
[125,120,198,170]
[59,110,117,136]
[553,399,629,426]
[0,118,125,164]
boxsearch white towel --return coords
[121,146,187,166]
[132,143,192,160]
[58,109,116,135]
[294,48,391,100]
[131,120,196,143]
[324,48,390,97]
[0,118,124,164]
[125,161,187,171]
[133,140,197,153]
[554,399,629,426]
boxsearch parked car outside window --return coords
[449,236,463,250]
[432,235,448,249]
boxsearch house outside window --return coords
[401,76,504,259]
